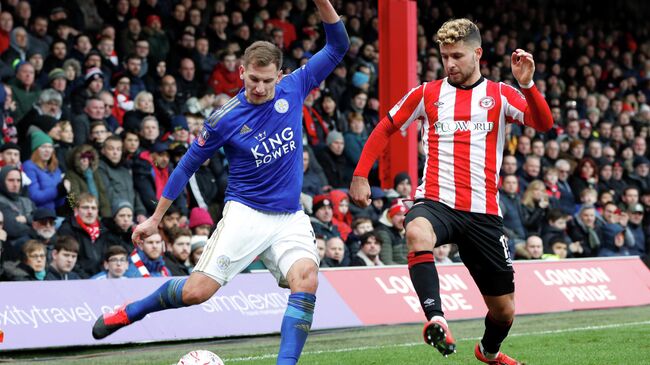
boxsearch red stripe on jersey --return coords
[484,81,501,215]
[424,80,443,201]
[452,88,473,211]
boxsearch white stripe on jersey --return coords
[436,81,456,207]
[469,81,488,214]
[416,112,430,199]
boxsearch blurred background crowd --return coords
[0,0,648,281]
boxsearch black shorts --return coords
[404,199,514,296]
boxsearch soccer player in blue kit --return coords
[92,2,348,363]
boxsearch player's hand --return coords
[511,48,535,87]
[132,217,160,246]
[349,176,371,207]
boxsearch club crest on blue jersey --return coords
[274,98,289,113]
[197,127,210,146]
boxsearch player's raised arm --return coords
[313,0,341,24]
[508,48,554,132]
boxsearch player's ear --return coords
[239,65,245,80]
[475,47,483,60]
[276,70,283,83]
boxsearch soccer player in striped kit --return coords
[92,2,348,364]
[350,19,553,365]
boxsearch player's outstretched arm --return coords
[313,0,341,24]
[510,48,553,132]
[349,117,399,207]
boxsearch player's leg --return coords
[459,213,521,364]
[92,272,221,340]
[404,201,456,356]
[277,258,319,365]
[261,211,320,365]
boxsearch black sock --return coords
[481,312,513,354]
[407,251,443,321]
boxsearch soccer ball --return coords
[177,350,225,365]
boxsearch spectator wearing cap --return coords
[133,139,187,216]
[623,203,647,258]
[9,62,40,122]
[22,130,66,211]
[166,115,190,145]
[626,156,650,192]
[8,207,58,262]
[0,142,21,170]
[63,144,111,218]
[142,15,170,65]
[375,199,408,265]
[58,193,113,278]
[47,68,70,107]
[163,226,192,276]
[45,235,81,280]
[208,51,243,98]
[91,245,129,280]
[188,235,208,271]
[0,165,34,241]
[315,130,353,189]
[189,207,214,236]
[103,200,135,251]
[71,67,104,115]
[310,194,342,240]
[96,135,147,222]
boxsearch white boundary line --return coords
[222,320,650,362]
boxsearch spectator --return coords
[45,235,81,280]
[433,244,454,264]
[567,205,601,257]
[2,239,46,281]
[303,89,329,147]
[208,51,242,97]
[343,112,368,165]
[7,207,57,262]
[142,15,169,64]
[302,150,328,197]
[155,75,184,132]
[22,131,66,211]
[390,172,413,201]
[137,115,161,150]
[520,180,551,237]
[0,165,34,241]
[518,155,541,192]
[123,54,145,99]
[315,130,353,189]
[598,223,631,257]
[345,216,374,258]
[188,235,207,271]
[569,158,598,200]
[71,67,104,116]
[123,90,155,132]
[499,174,526,247]
[555,159,575,215]
[322,236,346,267]
[329,190,352,241]
[125,231,170,278]
[625,203,647,257]
[375,200,407,265]
[96,135,147,222]
[351,231,383,266]
[103,200,135,251]
[10,61,40,122]
[91,245,129,279]
[544,240,569,260]
[176,58,202,104]
[164,226,192,276]
[540,209,572,248]
[627,156,650,192]
[64,144,111,218]
[58,193,113,278]
[310,194,341,240]
[188,207,213,237]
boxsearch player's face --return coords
[240,63,282,105]
[440,41,481,86]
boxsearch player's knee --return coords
[489,300,515,322]
[288,261,319,293]
[406,221,435,250]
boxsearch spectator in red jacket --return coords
[208,51,242,97]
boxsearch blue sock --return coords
[277,292,316,365]
[125,278,187,322]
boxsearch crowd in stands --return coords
[0,0,649,281]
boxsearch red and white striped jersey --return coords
[388,77,529,216]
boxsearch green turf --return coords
[1,306,649,364]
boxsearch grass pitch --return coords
[1,305,649,364]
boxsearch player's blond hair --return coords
[242,41,283,70]
[436,18,481,46]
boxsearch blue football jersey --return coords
[162,21,349,213]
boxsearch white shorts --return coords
[193,201,319,286]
